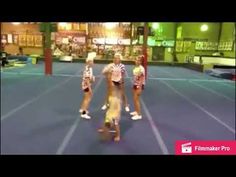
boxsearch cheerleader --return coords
[79,52,96,119]
[130,55,145,120]
[101,53,130,112]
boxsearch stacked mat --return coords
[205,68,235,80]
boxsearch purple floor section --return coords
[62,79,163,154]
[1,63,235,154]
[1,76,67,116]
[141,80,235,154]
[1,77,83,154]
[162,80,235,127]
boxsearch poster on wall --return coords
[27,35,34,47]
[183,41,192,52]
[197,41,202,50]
[175,41,183,52]
[226,41,233,51]
[218,41,223,50]
[57,23,72,31]
[221,42,225,50]
[1,34,7,44]
[202,42,207,50]
[223,42,227,50]
[217,41,233,51]
[13,34,19,44]
[7,34,13,44]
[176,26,182,39]
[34,35,43,47]
[222,42,226,50]
[205,42,216,50]
[212,42,218,50]
[19,34,27,46]
[195,41,202,50]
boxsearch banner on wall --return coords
[162,40,175,47]
[73,36,86,44]
[92,38,105,44]
[92,38,131,45]
[117,39,130,45]
[55,32,86,45]
[105,38,118,45]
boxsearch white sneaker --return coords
[130,111,137,116]
[79,109,89,114]
[131,115,142,120]
[81,114,91,119]
[125,106,130,112]
[101,104,109,110]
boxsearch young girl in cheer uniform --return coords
[79,52,96,119]
[130,55,145,120]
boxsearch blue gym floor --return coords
[1,62,235,154]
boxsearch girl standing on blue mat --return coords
[130,55,145,120]
[79,52,96,119]
[101,53,130,112]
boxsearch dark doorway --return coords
[152,47,165,61]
